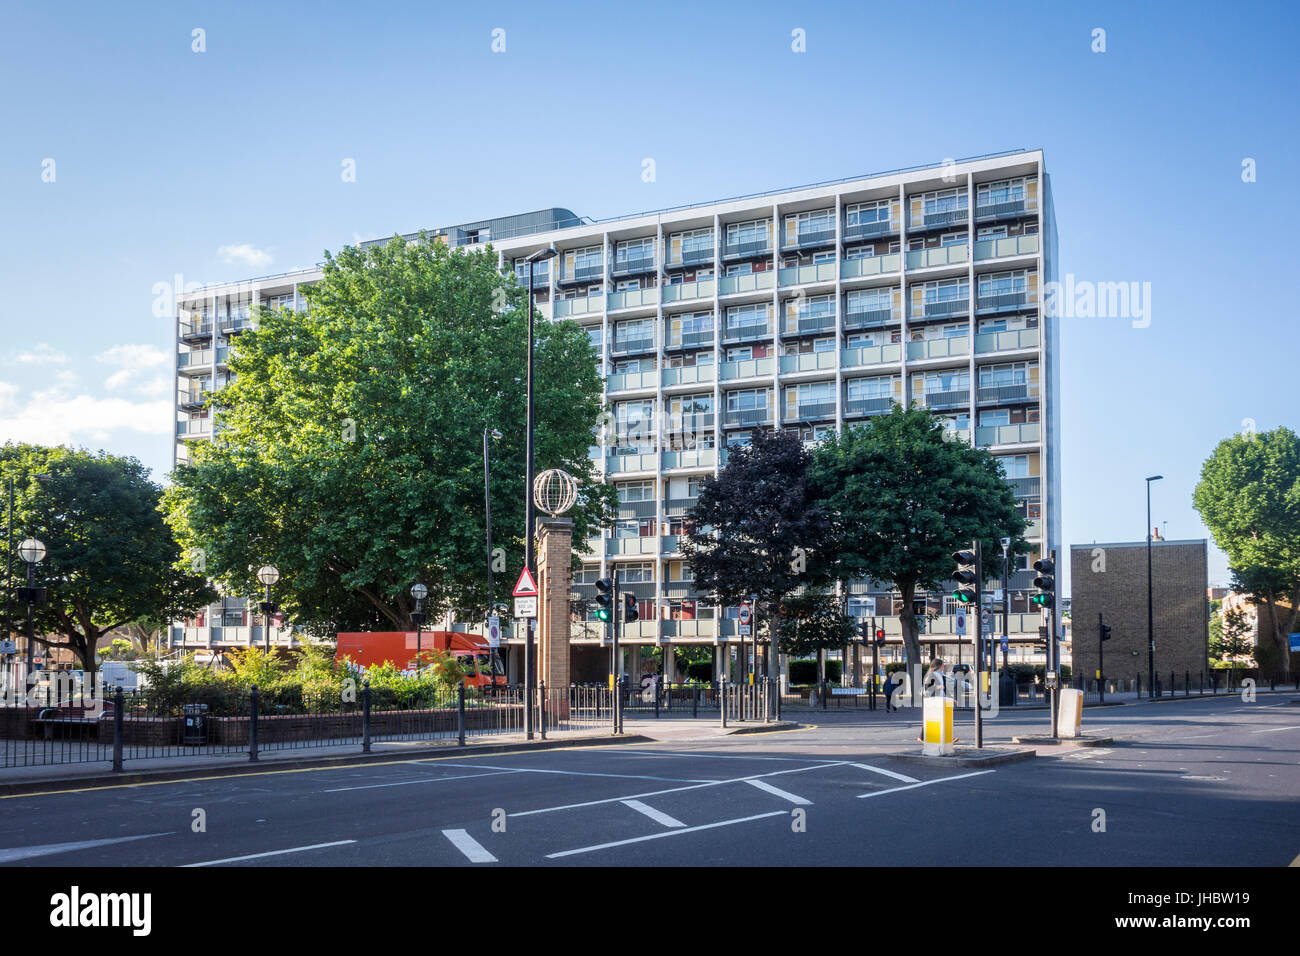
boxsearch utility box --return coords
[1058,689,1083,738]
[922,696,954,755]
[182,703,209,745]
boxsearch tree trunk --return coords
[898,579,922,706]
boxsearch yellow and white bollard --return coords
[1058,688,1083,738]
[922,696,955,755]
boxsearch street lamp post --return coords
[256,565,280,653]
[523,246,557,741]
[1146,475,1163,699]
[483,428,502,621]
[1001,538,1011,671]
[410,582,427,659]
[17,538,46,682]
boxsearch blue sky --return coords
[2,0,1297,593]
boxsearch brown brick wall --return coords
[1071,540,1209,686]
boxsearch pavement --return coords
[1,691,1296,866]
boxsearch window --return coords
[726,262,754,277]
[924,278,968,303]
[979,362,1030,388]
[847,288,893,313]
[813,337,835,353]
[616,237,654,263]
[813,250,837,264]
[726,219,771,247]
[980,409,1011,426]
[621,562,654,583]
[616,279,642,292]
[846,200,891,226]
[979,270,1028,297]
[977,178,1028,206]
[997,455,1030,478]
[847,377,893,400]
[978,226,1009,240]
[846,246,875,260]
[940,232,968,247]
[727,346,753,362]
[726,389,770,412]
[725,303,770,335]
[922,188,967,215]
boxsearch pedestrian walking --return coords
[924,658,948,698]
[881,671,898,712]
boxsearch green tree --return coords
[1193,427,1300,680]
[0,444,215,672]
[774,588,856,659]
[163,236,613,636]
[809,406,1028,685]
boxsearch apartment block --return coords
[171,150,1060,669]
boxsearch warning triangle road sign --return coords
[512,567,539,598]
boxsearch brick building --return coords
[1070,539,1209,688]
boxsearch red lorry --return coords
[335,631,505,689]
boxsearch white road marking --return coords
[442,829,497,863]
[746,778,812,805]
[856,770,995,798]
[1252,726,1300,734]
[0,832,173,863]
[621,799,686,828]
[849,762,920,784]
[419,762,708,783]
[594,749,843,764]
[182,840,356,867]
[1062,749,1112,759]
[1173,734,1220,740]
[323,769,521,792]
[547,811,787,859]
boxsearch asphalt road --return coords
[3,694,1297,867]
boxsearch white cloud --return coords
[104,369,133,391]
[10,343,66,365]
[96,344,168,371]
[218,244,273,268]
[0,382,172,445]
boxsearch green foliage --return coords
[0,444,215,671]
[809,406,1027,671]
[161,236,614,636]
[1193,426,1300,678]
[775,589,856,656]
[788,659,842,684]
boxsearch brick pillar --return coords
[536,518,573,718]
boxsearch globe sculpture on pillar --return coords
[533,468,577,518]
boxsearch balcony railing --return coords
[843,395,895,416]
[843,218,894,242]
[779,351,837,374]
[662,364,716,387]
[662,448,716,470]
[918,389,971,410]
[220,315,254,333]
[664,497,700,517]
[778,261,837,287]
[976,290,1030,313]
[514,270,550,289]
[906,337,970,361]
[920,206,969,228]
[179,321,213,339]
[787,401,836,422]
[723,407,773,427]
[976,199,1033,222]
[974,234,1039,261]
[605,451,658,474]
[722,237,773,259]
[553,296,600,318]
[720,323,772,344]
[667,246,715,268]
[560,262,605,284]
[843,306,899,330]
[783,226,836,249]
[610,336,655,356]
[177,389,213,409]
[606,370,657,392]
[976,422,1041,446]
[977,382,1039,404]
[176,419,212,437]
[177,350,212,369]
[1008,475,1041,498]
[216,346,230,365]
[920,293,970,317]
[975,327,1039,353]
[840,343,901,368]
[616,499,658,520]
[905,245,968,269]
[666,329,714,350]
[612,255,656,276]
[608,537,659,557]
[718,272,775,296]
[661,279,715,303]
[841,254,901,279]
[786,311,837,335]
[719,357,773,380]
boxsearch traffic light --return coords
[1101,623,1112,642]
[875,628,885,644]
[952,549,978,605]
[624,593,639,623]
[595,577,613,622]
[858,620,871,643]
[1030,558,1055,609]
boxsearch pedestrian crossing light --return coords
[624,593,639,623]
[595,577,613,622]
[952,549,978,605]
[1031,558,1055,609]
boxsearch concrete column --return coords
[536,517,574,716]
[629,644,642,679]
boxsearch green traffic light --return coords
[596,608,609,621]
[952,588,976,604]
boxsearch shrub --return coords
[788,660,842,683]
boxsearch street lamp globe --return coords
[410,582,428,602]
[257,565,280,587]
[18,538,46,564]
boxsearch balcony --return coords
[666,328,714,351]
[976,290,1031,314]
[612,255,656,277]
[787,401,836,422]
[179,320,213,340]
[177,388,213,410]
[609,336,655,356]
[976,422,1040,447]
[977,382,1039,404]
[785,310,837,335]
[1024,516,1043,539]
[906,337,969,361]
[843,218,894,242]
[976,199,1035,222]
[661,534,682,554]
[554,295,601,318]
[718,272,775,296]
[782,226,836,251]
[662,448,716,470]
[606,451,657,474]
[662,364,716,387]
[920,295,970,318]
[843,305,899,330]
[917,389,970,411]
[664,497,700,517]
[840,343,901,368]
[905,245,968,270]
[843,395,895,417]
[606,369,657,392]
[662,618,720,640]
[609,536,659,557]
[975,327,1039,353]
[723,407,773,428]
[515,269,551,289]
[719,357,773,380]
[559,262,605,285]
[720,324,772,346]
[176,419,212,437]
[220,314,254,333]
[667,245,714,269]
[177,350,212,371]
[1008,475,1041,498]
[975,234,1039,261]
[616,499,657,520]
[778,261,837,287]
[216,346,230,365]
[919,205,968,229]
[722,237,772,260]
[661,279,715,304]
[841,253,901,279]
[607,287,659,311]
[779,351,836,374]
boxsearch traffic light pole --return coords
[612,572,621,734]
[974,539,983,750]
[1049,547,1059,739]
[1098,611,1106,705]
